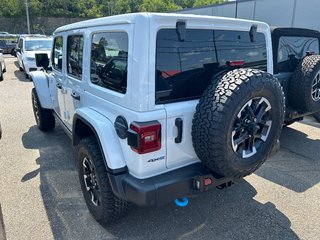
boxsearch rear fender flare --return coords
[73,108,127,172]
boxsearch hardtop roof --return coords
[54,12,268,34]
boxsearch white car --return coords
[16,36,52,78]
[0,48,6,81]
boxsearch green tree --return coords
[193,0,224,8]
[140,0,182,12]
[0,0,24,17]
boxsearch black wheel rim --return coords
[82,157,100,206]
[311,71,320,101]
[32,94,40,124]
[231,97,272,158]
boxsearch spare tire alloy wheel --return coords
[192,68,285,178]
[82,156,101,207]
[311,71,320,101]
[232,97,272,158]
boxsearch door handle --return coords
[175,118,183,143]
[71,91,80,101]
[56,82,62,89]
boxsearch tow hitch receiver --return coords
[194,175,234,192]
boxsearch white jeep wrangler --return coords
[31,12,320,225]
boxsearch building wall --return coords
[178,0,320,31]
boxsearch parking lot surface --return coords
[0,55,319,240]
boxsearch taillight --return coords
[227,60,245,67]
[127,121,161,154]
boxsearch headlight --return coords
[26,57,35,61]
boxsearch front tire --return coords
[77,136,129,225]
[31,88,55,131]
[192,68,285,178]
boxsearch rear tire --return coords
[192,68,285,178]
[31,88,55,131]
[289,55,320,112]
[77,136,130,225]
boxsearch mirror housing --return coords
[35,53,50,70]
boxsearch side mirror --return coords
[0,49,3,54]
[35,53,49,69]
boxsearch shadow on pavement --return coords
[21,125,299,240]
[256,125,320,193]
[13,60,29,82]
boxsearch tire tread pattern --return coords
[192,68,285,178]
[289,55,320,111]
[77,136,130,225]
[32,88,55,131]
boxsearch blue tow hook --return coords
[175,197,189,207]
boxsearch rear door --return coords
[64,32,84,130]
[155,28,268,169]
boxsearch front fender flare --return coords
[73,108,127,171]
[30,71,53,109]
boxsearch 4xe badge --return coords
[147,156,165,163]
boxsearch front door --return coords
[50,35,66,121]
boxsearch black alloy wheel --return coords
[82,156,101,207]
[311,70,320,101]
[231,97,272,158]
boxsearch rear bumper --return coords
[108,163,233,207]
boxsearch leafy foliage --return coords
[0,0,226,18]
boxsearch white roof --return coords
[54,12,267,34]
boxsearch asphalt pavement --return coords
[0,55,319,240]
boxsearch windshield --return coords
[25,39,52,51]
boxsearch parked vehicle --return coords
[0,32,16,38]
[0,49,6,81]
[0,40,16,55]
[16,35,52,78]
[30,13,320,225]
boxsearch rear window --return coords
[277,36,319,72]
[155,29,267,104]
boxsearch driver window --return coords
[90,32,128,94]
[52,36,63,71]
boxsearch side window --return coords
[67,35,84,79]
[52,36,63,71]
[90,32,128,94]
[277,36,319,72]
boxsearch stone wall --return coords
[0,17,89,35]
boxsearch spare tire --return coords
[289,55,320,112]
[192,68,285,178]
